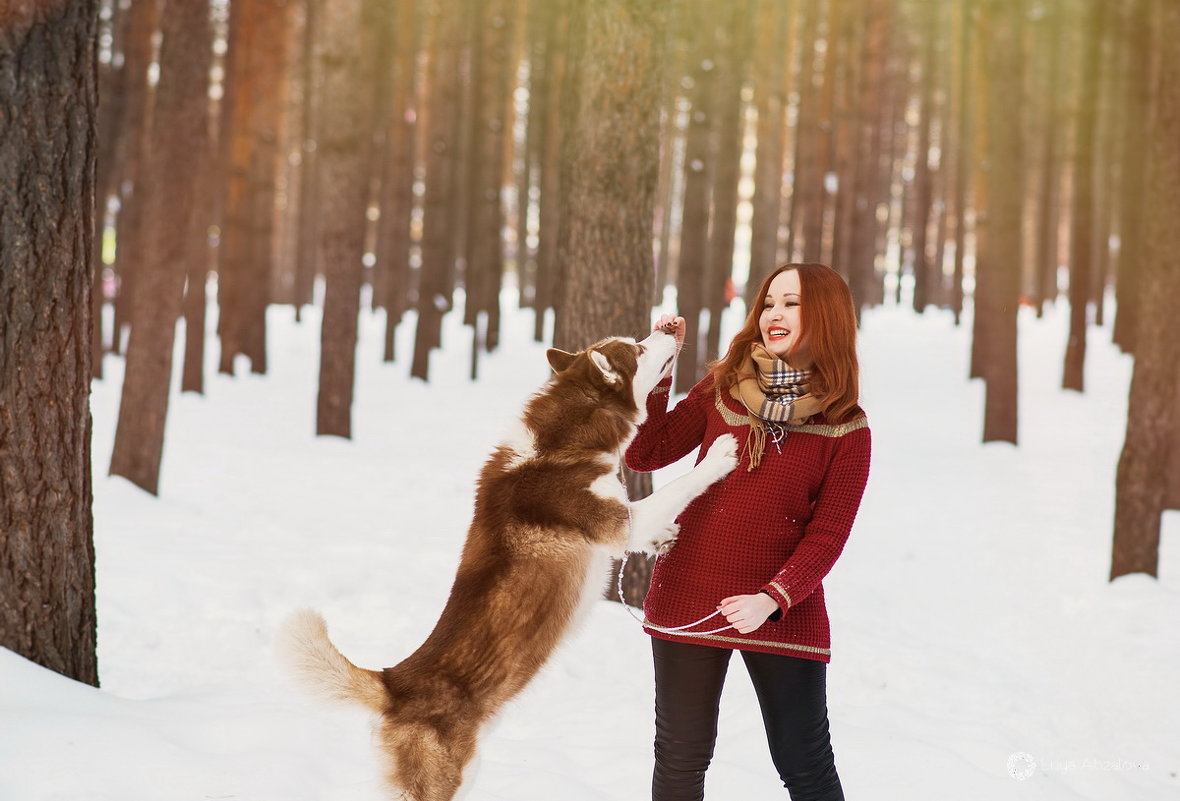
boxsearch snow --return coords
[2,294,1177,800]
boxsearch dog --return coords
[278,328,738,801]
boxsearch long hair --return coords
[708,264,862,423]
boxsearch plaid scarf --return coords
[730,344,823,470]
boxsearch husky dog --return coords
[279,328,738,801]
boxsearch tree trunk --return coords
[110,0,213,494]
[464,0,514,379]
[373,0,419,363]
[910,4,937,313]
[550,0,665,603]
[703,2,748,365]
[314,0,371,437]
[219,0,290,376]
[672,7,715,395]
[1111,0,1180,580]
[0,0,99,686]
[1111,0,1152,355]
[1033,0,1062,318]
[848,0,890,315]
[1062,0,1104,392]
[979,0,1022,444]
[411,0,464,380]
[293,0,321,323]
[786,0,820,263]
[747,0,789,300]
[109,0,160,358]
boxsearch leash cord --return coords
[616,551,734,636]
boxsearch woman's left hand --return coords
[718,593,780,634]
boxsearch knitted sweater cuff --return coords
[761,582,792,615]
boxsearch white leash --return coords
[616,551,734,636]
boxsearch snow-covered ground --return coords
[2,293,1177,801]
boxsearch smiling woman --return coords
[629,263,869,801]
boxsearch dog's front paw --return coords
[700,434,739,478]
[646,521,680,555]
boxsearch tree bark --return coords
[0,0,100,686]
[314,0,371,437]
[747,0,789,300]
[411,0,464,380]
[979,0,1022,444]
[550,0,665,604]
[1111,0,1152,355]
[1062,0,1104,392]
[1111,0,1180,580]
[109,0,213,494]
[373,0,419,363]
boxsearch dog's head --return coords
[545,329,678,412]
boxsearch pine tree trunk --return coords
[110,0,214,494]
[848,0,890,314]
[1062,0,1104,392]
[951,0,972,325]
[464,0,514,379]
[910,5,937,313]
[412,0,464,380]
[979,0,1022,444]
[703,2,748,365]
[1111,0,1152,355]
[747,0,789,299]
[786,1,820,263]
[314,0,371,436]
[1111,0,1180,580]
[373,0,419,363]
[552,0,665,604]
[672,7,715,394]
[109,0,160,357]
[0,0,99,686]
[293,0,321,323]
[1033,0,1062,318]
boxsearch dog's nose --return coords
[658,324,678,335]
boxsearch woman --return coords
[626,264,870,801]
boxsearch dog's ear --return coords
[589,349,620,384]
[546,348,577,373]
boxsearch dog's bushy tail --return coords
[276,609,389,712]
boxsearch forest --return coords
[1,0,1178,690]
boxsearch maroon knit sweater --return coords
[625,374,871,662]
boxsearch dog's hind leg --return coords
[379,717,478,801]
[626,433,738,554]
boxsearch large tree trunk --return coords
[110,0,213,494]
[552,0,664,605]
[1111,0,1180,581]
[314,0,371,437]
[0,0,99,686]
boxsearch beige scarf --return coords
[730,344,824,470]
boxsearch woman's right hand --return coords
[654,314,687,351]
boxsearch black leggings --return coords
[651,637,844,801]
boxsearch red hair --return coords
[708,264,862,423]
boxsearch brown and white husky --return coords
[278,328,738,801]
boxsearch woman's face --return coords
[759,269,811,368]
